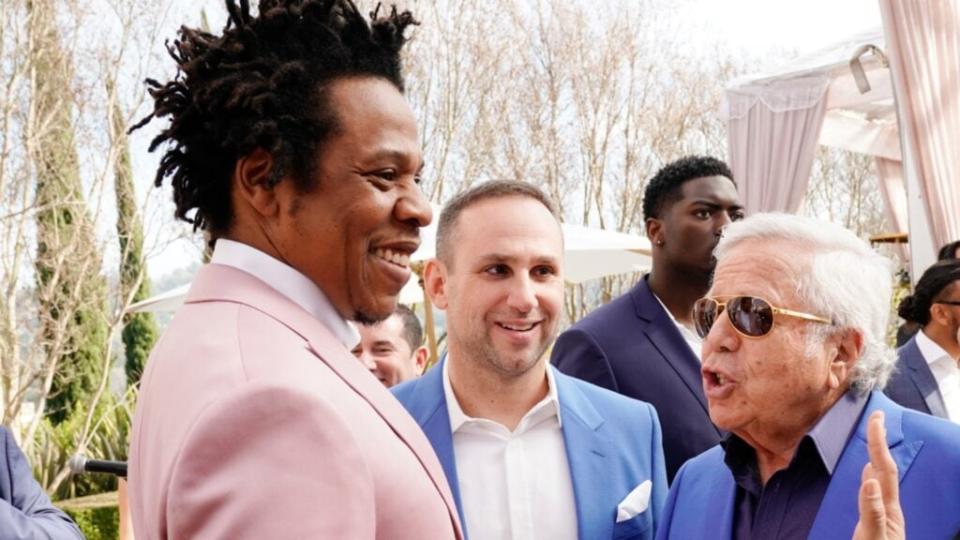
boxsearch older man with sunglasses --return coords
[656,213,960,540]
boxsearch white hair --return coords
[714,212,896,393]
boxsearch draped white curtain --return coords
[880,0,960,248]
[725,76,831,214]
[875,157,909,261]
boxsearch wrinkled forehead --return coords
[711,239,808,304]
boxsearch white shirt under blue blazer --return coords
[655,392,960,540]
[393,359,669,540]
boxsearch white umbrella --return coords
[128,218,650,314]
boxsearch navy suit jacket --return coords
[0,427,82,540]
[393,361,669,540]
[655,392,960,540]
[550,276,720,481]
[884,335,949,419]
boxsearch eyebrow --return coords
[372,340,397,349]
[367,149,424,172]
[689,199,744,210]
[476,253,560,266]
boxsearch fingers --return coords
[865,411,900,509]
[856,464,885,539]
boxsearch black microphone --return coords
[69,454,128,478]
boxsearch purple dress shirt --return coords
[722,391,868,540]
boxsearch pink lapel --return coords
[186,264,463,538]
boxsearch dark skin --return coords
[923,280,960,361]
[645,175,743,327]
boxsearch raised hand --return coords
[852,411,905,540]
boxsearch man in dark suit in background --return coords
[551,156,743,481]
[886,260,960,422]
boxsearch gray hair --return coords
[714,213,896,393]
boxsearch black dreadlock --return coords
[131,0,419,235]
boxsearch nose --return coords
[713,212,733,237]
[395,183,433,229]
[357,351,377,372]
[506,274,537,313]
[702,309,740,356]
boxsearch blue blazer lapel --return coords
[808,392,923,539]
[632,278,712,417]
[553,369,611,540]
[402,359,466,528]
[902,338,948,418]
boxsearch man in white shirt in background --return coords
[393,180,668,540]
[886,260,960,422]
[353,304,428,387]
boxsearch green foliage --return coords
[65,507,119,540]
[28,0,110,425]
[110,77,158,385]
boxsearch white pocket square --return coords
[616,479,652,523]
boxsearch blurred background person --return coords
[886,260,960,422]
[354,305,428,388]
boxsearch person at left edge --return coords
[128,2,462,538]
[393,180,668,540]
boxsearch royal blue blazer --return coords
[393,361,669,540]
[655,392,960,540]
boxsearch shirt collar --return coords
[442,357,562,434]
[722,389,868,479]
[651,291,702,348]
[210,239,360,349]
[807,390,868,474]
[916,329,953,367]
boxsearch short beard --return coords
[354,310,389,325]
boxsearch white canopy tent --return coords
[725,0,960,282]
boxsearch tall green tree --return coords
[26,0,109,424]
[108,79,158,385]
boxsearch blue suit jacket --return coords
[655,392,960,540]
[551,276,721,481]
[884,335,948,419]
[0,427,83,540]
[393,361,668,540]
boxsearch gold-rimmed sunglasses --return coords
[693,295,832,339]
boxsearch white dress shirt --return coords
[210,239,360,349]
[652,292,702,360]
[915,329,960,423]
[442,361,578,540]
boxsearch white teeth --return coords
[716,374,726,385]
[374,248,410,268]
[499,323,535,331]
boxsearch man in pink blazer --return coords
[128,1,461,538]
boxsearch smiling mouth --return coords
[372,248,412,269]
[496,321,539,332]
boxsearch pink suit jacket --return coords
[129,263,462,539]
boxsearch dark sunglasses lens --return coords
[728,296,774,336]
[693,298,718,338]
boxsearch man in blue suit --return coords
[656,213,960,540]
[551,156,743,481]
[394,181,668,540]
[885,260,960,421]
[0,426,83,539]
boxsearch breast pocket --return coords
[612,509,652,540]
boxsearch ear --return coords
[929,303,953,327]
[828,328,864,389]
[645,217,663,247]
[234,148,280,219]
[424,258,450,310]
[413,346,429,375]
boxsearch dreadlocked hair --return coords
[131,0,419,234]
